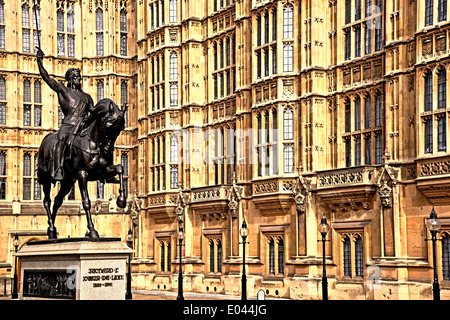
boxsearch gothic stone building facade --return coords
[0,0,450,300]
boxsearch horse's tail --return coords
[37,133,56,184]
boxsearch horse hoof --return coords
[117,196,126,208]
[88,229,100,239]
[47,227,57,239]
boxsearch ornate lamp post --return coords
[11,234,19,299]
[426,208,441,301]
[177,224,184,301]
[318,214,330,301]
[240,219,249,300]
[125,228,133,300]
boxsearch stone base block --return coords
[16,237,132,300]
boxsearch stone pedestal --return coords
[15,238,132,300]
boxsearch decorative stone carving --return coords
[227,174,244,219]
[378,180,392,208]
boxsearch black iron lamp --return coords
[11,234,19,299]
[177,224,184,301]
[426,208,441,301]
[240,219,249,300]
[125,228,133,300]
[318,215,330,301]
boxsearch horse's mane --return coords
[91,98,120,117]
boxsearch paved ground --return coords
[1,289,287,300]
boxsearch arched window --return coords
[0,151,6,199]
[283,43,293,72]
[442,233,450,280]
[0,77,5,125]
[97,80,104,102]
[170,83,178,106]
[170,134,178,162]
[96,7,104,55]
[22,2,30,52]
[283,108,293,140]
[343,236,352,276]
[354,96,361,131]
[217,240,222,273]
[375,91,382,127]
[355,235,363,277]
[425,0,433,26]
[438,68,447,109]
[344,99,351,132]
[283,5,293,39]
[213,42,218,70]
[23,153,32,200]
[283,145,294,173]
[169,0,177,23]
[424,71,433,111]
[170,52,178,80]
[120,9,127,55]
[0,1,5,49]
[278,238,284,274]
[209,240,215,273]
[268,238,275,274]
[121,153,128,195]
[364,94,371,129]
[439,0,447,22]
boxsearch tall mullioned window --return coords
[23,79,32,126]
[22,1,31,52]
[283,43,293,72]
[424,71,433,111]
[57,3,74,57]
[96,3,104,55]
[439,0,447,22]
[120,9,127,56]
[0,77,6,125]
[170,134,178,189]
[425,0,434,26]
[121,81,128,127]
[283,5,293,39]
[0,151,6,199]
[23,153,32,200]
[343,236,352,276]
[438,68,447,109]
[0,1,5,49]
[121,153,128,196]
[33,154,40,200]
[169,0,177,23]
[443,234,450,280]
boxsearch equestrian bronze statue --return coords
[36,49,127,239]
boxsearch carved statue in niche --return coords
[175,184,189,222]
[293,173,310,214]
[378,180,392,208]
[227,174,243,218]
[376,160,399,208]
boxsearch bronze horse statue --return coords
[37,98,127,239]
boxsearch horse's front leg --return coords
[104,164,127,208]
[78,170,99,238]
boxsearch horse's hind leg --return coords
[42,179,57,239]
[51,179,75,236]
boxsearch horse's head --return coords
[94,98,126,140]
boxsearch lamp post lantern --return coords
[426,207,441,301]
[125,228,133,300]
[11,234,19,299]
[240,219,249,300]
[318,214,330,301]
[177,224,184,301]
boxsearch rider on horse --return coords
[37,48,95,181]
